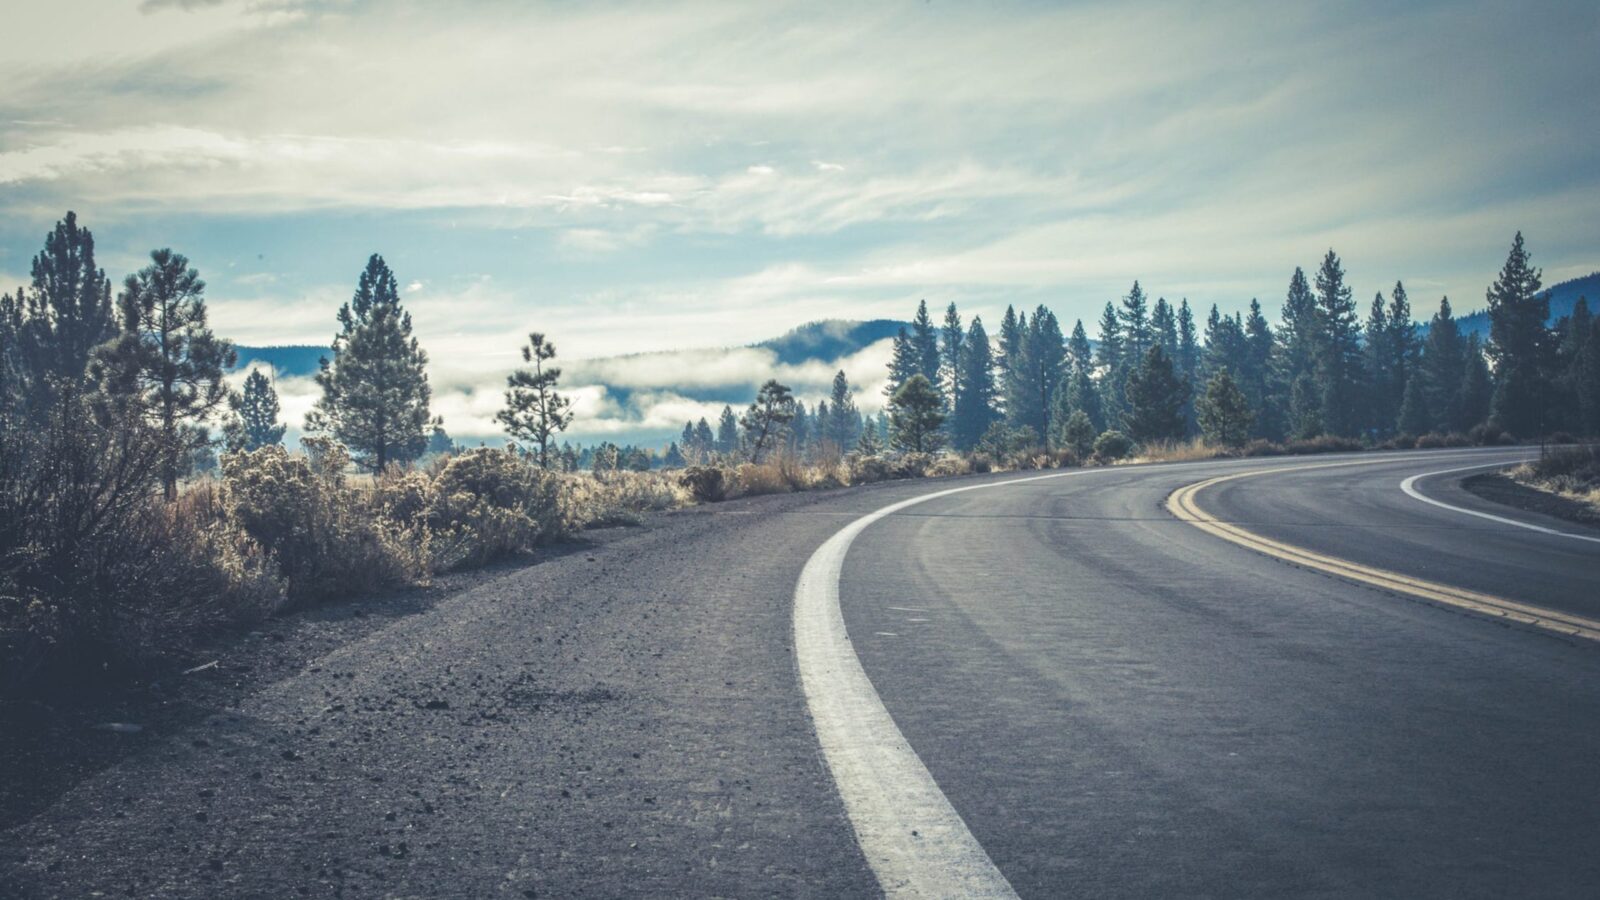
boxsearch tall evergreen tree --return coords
[940,302,964,414]
[1094,302,1123,424]
[740,379,796,462]
[888,374,945,453]
[1419,297,1466,433]
[1313,249,1363,437]
[952,317,999,450]
[715,405,740,455]
[101,248,236,498]
[824,370,861,450]
[1026,306,1066,443]
[1152,297,1178,359]
[1459,333,1493,431]
[1242,299,1280,439]
[12,211,116,409]
[1486,232,1549,437]
[1278,266,1323,437]
[1123,346,1188,444]
[1067,319,1093,374]
[1387,281,1419,412]
[1119,281,1152,362]
[496,332,574,468]
[228,368,286,451]
[856,416,884,455]
[1176,299,1199,423]
[307,254,437,472]
[1364,292,1397,436]
[885,326,919,400]
[910,300,942,387]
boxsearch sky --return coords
[2,0,1597,442]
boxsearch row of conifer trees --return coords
[877,233,1596,453]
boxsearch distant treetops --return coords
[875,233,1593,454]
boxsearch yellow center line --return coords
[1166,463,1600,643]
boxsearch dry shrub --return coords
[679,465,734,502]
[575,469,692,526]
[924,454,974,478]
[221,445,410,604]
[1241,439,1285,457]
[847,454,896,484]
[424,448,573,570]
[735,462,793,497]
[1283,435,1363,454]
[1134,439,1229,464]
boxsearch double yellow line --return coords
[1167,464,1600,642]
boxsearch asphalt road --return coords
[4,447,1598,898]
[843,446,1600,898]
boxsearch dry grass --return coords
[1130,438,1232,464]
[1509,445,1600,515]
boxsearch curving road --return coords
[840,447,1600,898]
[6,447,1599,898]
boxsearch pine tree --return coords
[1397,373,1431,436]
[101,248,236,498]
[681,421,699,461]
[1387,281,1419,414]
[1063,364,1104,431]
[1124,346,1187,444]
[1242,299,1280,439]
[1120,281,1152,361]
[1095,301,1126,429]
[1027,307,1066,443]
[1176,299,1199,434]
[791,401,813,456]
[12,211,117,409]
[694,418,716,457]
[856,417,884,455]
[1459,334,1493,431]
[1001,307,1032,430]
[1313,249,1363,437]
[307,254,437,472]
[1364,291,1395,436]
[1278,267,1323,437]
[910,300,942,387]
[1419,298,1465,433]
[497,332,574,468]
[740,379,795,462]
[888,374,945,453]
[663,442,686,468]
[940,302,964,414]
[1486,231,1549,437]
[825,370,861,450]
[1197,369,1253,447]
[951,317,999,450]
[715,405,740,455]
[228,368,286,451]
[885,326,919,400]
[1152,297,1178,359]
[1066,319,1093,374]
[1056,409,1097,459]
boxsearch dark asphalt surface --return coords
[844,447,1600,898]
[5,448,1597,898]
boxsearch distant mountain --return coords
[1449,272,1600,340]
[754,319,907,366]
[232,344,326,376]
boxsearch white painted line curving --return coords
[1399,461,1600,545]
[794,469,1087,899]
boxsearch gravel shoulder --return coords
[0,474,1009,899]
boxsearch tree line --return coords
[875,233,1597,456]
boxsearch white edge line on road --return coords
[1399,461,1600,545]
[794,469,1087,899]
